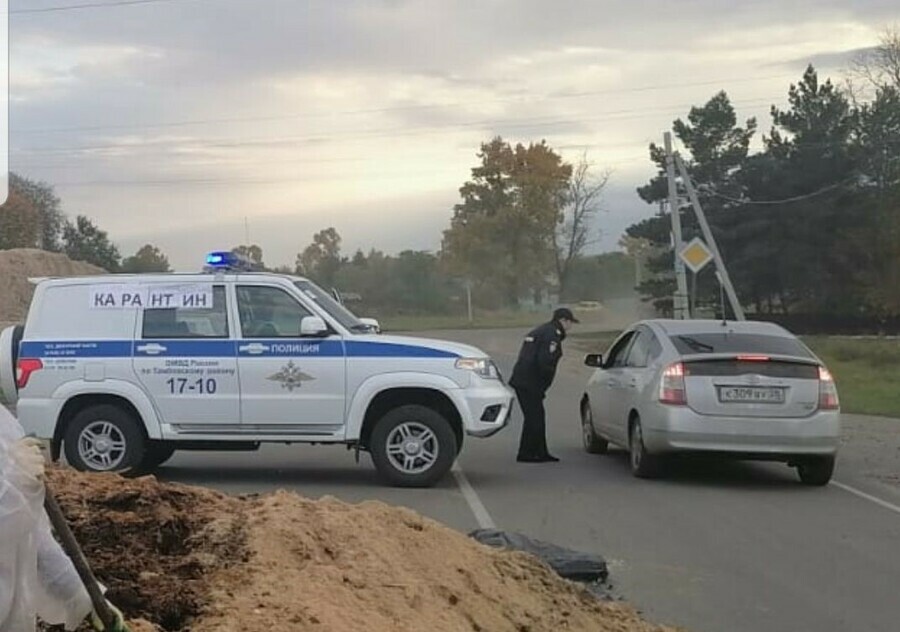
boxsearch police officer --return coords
[509,307,579,463]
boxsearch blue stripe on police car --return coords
[19,340,459,359]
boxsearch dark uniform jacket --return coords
[509,320,565,394]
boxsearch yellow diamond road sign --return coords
[680,238,713,273]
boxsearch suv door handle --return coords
[239,343,269,355]
[628,379,638,389]
[136,343,167,355]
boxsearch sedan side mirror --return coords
[300,316,330,337]
[584,353,604,368]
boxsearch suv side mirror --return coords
[584,353,604,368]
[300,316,329,337]
[359,317,381,333]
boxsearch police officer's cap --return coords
[553,307,579,323]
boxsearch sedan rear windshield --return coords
[685,359,819,379]
[668,333,813,359]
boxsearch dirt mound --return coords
[0,248,105,324]
[43,470,679,632]
[43,469,247,631]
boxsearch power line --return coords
[14,152,655,188]
[10,0,206,15]
[699,174,859,205]
[11,140,646,170]
[12,97,781,156]
[10,141,659,173]
[12,75,797,136]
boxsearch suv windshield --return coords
[293,280,369,334]
[669,333,813,358]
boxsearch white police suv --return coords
[0,252,512,487]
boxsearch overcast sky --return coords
[8,0,899,270]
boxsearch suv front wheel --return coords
[64,404,146,476]
[370,404,457,487]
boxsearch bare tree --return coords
[554,155,610,299]
[850,26,900,94]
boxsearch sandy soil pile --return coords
[0,248,104,324]
[43,469,246,630]
[44,469,679,632]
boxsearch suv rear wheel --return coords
[64,404,146,476]
[370,404,457,488]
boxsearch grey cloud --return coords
[778,46,875,72]
[7,0,899,264]
[13,0,895,84]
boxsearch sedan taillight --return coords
[818,366,839,410]
[659,362,687,405]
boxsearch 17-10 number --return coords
[166,378,217,394]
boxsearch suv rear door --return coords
[133,284,240,426]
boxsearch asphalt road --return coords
[157,328,900,632]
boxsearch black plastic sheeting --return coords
[469,529,609,583]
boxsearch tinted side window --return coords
[604,332,635,368]
[238,286,313,338]
[142,286,228,339]
[648,333,663,361]
[626,331,652,368]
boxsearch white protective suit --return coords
[0,405,92,631]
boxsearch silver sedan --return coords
[580,319,841,485]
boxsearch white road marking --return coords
[831,480,900,516]
[453,463,497,530]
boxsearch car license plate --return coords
[718,386,785,404]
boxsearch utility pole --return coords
[665,132,690,319]
[466,279,473,324]
[674,154,746,321]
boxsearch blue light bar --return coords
[204,251,254,271]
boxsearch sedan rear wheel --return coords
[629,417,662,479]
[797,456,835,486]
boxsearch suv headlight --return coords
[455,358,501,380]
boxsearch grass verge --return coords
[803,337,900,418]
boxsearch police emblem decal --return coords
[267,361,315,391]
